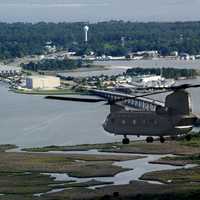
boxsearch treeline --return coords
[126,68,198,79]
[1,21,200,58]
[21,59,84,71]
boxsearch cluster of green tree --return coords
[21,59,84,71]
[126,68,198,79]
[1,21,200,59]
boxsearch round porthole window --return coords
[133,120,136,125]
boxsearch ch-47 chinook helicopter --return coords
[45,83,200,144]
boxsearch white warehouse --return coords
[26,76,61,89]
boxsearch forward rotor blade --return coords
[113,90,171,103]
[136,84,200,91]
[188,84,200,88]
[45,96,105,103]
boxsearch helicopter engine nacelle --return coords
[110,103,125,113]
[156,105,169,115]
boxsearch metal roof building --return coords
[0,65,21,75]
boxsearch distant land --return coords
[1,21,200,59]
[0,0,200,23]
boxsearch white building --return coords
[132,75,163,83]
[170,51,179,57]
[179,53,190,60]
[26,76,61,89]
[131,75,175,88]
[116,76,132,83]
[0,65,21,75]
[136,50,159,57]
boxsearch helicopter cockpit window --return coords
[111,118,115,123]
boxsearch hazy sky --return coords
[0,0,199,22]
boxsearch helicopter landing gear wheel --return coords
[122,136,130,145]
[146,137,154,143]
[185,134,192,141]
[160,136,165,143]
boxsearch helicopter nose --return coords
[102,121,106,129]
[194,117,200,127]
[102,120,108,131]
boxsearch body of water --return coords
[1,60,200,147]
[43,151,196,187]
[0,83,122,147]
[95,59,200,69]
[60,66,130,78]
[62,59,200,77]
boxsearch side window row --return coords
[111,118,158,125]
[119,119,158,125]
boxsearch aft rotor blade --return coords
[45,96,105,103]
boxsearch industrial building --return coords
[26,76,61,89]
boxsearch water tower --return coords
[84,25,89,43]
[121,36,125,47]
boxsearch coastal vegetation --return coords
[1,137,200,199]
[141,155,200,184]
[126,67,199,79]
[179,134,200,148]
[0,144,17,152]
[0,172,70,195]
[20,59,92,72]
[23,138,200,155]
[1,21,200,59]
[21,139,200,200]
[11,88,80,95]
[0,152,135,177]
[0,147,137,199]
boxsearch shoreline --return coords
[10,88,83,96]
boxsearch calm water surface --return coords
[95,59,200,69]
[0,84,121,147]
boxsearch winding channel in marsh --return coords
[42,150,197,187]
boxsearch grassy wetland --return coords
[23,138,200,155]
[0,147,141,199]
[1,135,200,199]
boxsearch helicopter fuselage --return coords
[45,83,200,144]
[103,110,195,137]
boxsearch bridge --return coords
[90,89,165,111]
